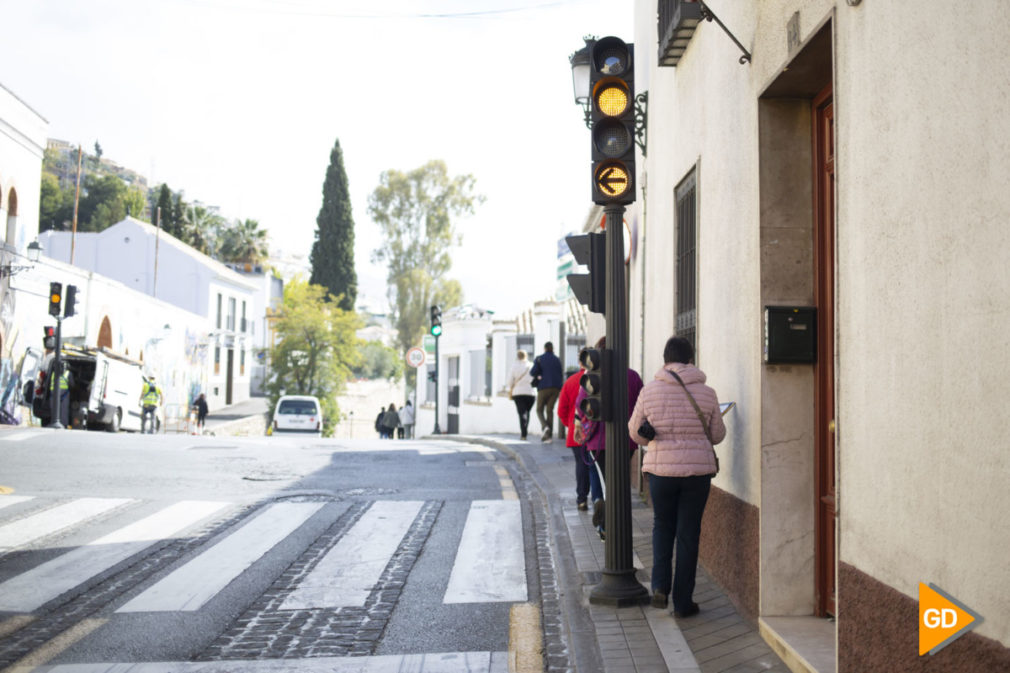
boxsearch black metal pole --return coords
[50,317,64,429]
[590,204,649,606]
[432,335,441,434]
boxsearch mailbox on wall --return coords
[764,306,816,364]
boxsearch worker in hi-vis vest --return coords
[139,375,163,434]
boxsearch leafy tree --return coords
[309,138,357,311]
[154,184,184,238]
[78,174,128,231]
[39,173,73,232]
[266,279,361,437]
[123,185,147,220]
[352,341,404,381]
[368,160,483,384]
[218,218,268,264]
[94,141,103,161]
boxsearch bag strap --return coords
[668,369,715,448]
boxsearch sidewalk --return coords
[452,433,792,673]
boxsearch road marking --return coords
[444,500,527,604]
[119,502,323,612]
[509,603,543,673]
[281,500,423,610]
[0,432,37,442]
[0,498,134,552]
[0,615,34,639]
[493,464,517,500]
[0,495,33,509]
[2,617,107,673]
[34,651,508,672]
[0,500,230,613]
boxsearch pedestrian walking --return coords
[381,403,400,439]
[557,362,590,511]
[398,400,415,439]
[574,337,643,540]
[629,336,726,618]
[506,350,536,440]
[529,342,563,442]
[374,408,386,438]
[192,393,209,434]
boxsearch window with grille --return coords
[675,169,697,353]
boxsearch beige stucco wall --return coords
[835,1,1010,644]
[634,0,1010,641]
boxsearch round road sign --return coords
[406,347,426,368]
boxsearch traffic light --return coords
[64,285,79,318]
[427,370,437,382]
[565,232,606,314]
[430,305,442,337]
[578,347,612,422]
[590,37,636,205]
[48,282,62,317]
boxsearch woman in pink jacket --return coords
[629,336,726,618]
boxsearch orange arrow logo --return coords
[919,583,983,656]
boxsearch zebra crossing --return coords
[0,491,526,671]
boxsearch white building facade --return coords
[627,1,1010,670]
[40,217,258,410]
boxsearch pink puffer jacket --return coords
[628,363,726,477]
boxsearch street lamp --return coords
[0,240,43,278]
[569,36,595,129]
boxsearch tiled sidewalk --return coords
[465,435,792,673]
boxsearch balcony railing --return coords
[658,0,703,67]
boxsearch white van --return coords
[85,350,147,432]
[272,395,323,435]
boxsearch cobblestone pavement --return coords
[199,500,442,660]
[451,434,793,673]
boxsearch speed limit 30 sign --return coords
[406,347,426,368]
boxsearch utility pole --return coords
[71,145,82,265]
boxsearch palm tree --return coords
[219,218,269,264]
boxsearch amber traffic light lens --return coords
[595,83,629,117]
[594,163,631,197]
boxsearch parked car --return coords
[272,395,322,435]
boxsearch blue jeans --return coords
[648,473,712,612]
[570,446,590,503]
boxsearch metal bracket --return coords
[634,91,648,156]
[700,1,752,65]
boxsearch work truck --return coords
[27,346,153,432]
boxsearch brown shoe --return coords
[577,501,589,511]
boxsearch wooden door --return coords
[813,85,836,616]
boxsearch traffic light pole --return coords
[50,317,64,430]
[432,335,441,434]
[590,203,649,606]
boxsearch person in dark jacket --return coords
[193,393,209,433]
[380,403,400,439]
[529,342,564,442]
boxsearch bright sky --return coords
[1,0,632,318]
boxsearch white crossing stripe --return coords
[0,497,133,552]
[0,431,37,442]
[0,500,230,613]
[118,502,323,612]
[444,500,527,604]
[0,495,33,510]
[38,651,508,672]
[280,500,423,610]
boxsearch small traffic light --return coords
[566,232,606,314]
[48,282,62,317]
[590,37,636,205]
[427,370,437,382]
[64,285,79,318]
[579,347,612,422]
[430,305,442,337]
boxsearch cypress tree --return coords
[310,139,357,311]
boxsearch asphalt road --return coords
[0,428,541,672]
